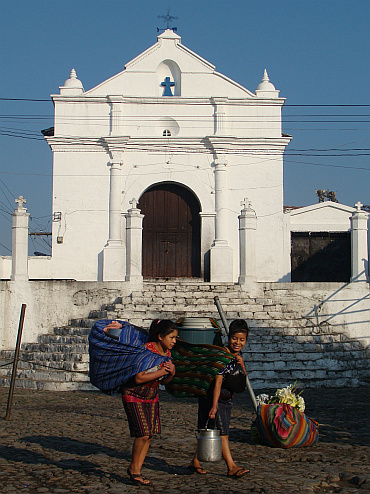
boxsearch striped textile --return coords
[122,386,160,437]
[255,404,319,448]
[165,339,235,398]
[88,319,170,395]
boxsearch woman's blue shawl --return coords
[88,319,170,395]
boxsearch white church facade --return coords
[2,28,368,285]
[0,29,369,353]
[45,28,292,284]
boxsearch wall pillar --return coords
[126,199,144,284]
[210,158,233,282]
[199,212,216,281]
[350,202,369,283]
[11,196,30,281]
[238,198,257,284]
[102,152,126,281]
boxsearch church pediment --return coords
[84,29,254,98]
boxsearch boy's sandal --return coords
[227,468,250,479]
[187,465,207,475]
[127,468,151,485]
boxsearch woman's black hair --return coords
[148,319,178,342]
[228,319,249,339]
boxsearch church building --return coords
[43,28,293,283]
[2,28,368,287]
[1,27,369,378]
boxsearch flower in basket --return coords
[256,382,305,412]
[252,383,318,448]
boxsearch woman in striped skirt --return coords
[105,319,177,486]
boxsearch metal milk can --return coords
[196,426,222,462]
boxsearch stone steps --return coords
[0,280,369,391]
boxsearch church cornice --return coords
[45,135,292,153]
[51,94,285,107]
[45,134,292,154]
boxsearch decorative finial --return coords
[129,198,138,209]
[70,68,77,79]
[256,69,277,94]
[261,69,269,83]
[15,195,26,210]
[355,201,363,211]
[241,197,253,211]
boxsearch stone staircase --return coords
[0,280,369,391]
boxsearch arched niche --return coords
[157,60,181,96]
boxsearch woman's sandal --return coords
[127,467,151,485]
[187,465,207,475]
[227,468,250,479]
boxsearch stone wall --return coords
[0,280,132,350]
[1,279,368,351]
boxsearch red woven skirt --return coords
[122,383,160,438]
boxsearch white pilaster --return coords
[102,152,126,281]
[199,212,216,281]
[238,198,257,284]
[350,202,369,283]
[210,158,233,282]
[11,196,30,281]
[108,97,122,136]
[211,98,227,135]
[126,199,144,284]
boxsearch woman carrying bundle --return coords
[103,319,178,486]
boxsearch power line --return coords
[0,97,369,107]
[0,241,11,253]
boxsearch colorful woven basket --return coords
[254,403,319,448]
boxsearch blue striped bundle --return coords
[88,319,170,395]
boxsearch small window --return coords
[163,129,171,137]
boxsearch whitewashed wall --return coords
[0,280,132,350]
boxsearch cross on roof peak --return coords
[129,198,138,209]
[355,201,363,211]
[157,8,178,31]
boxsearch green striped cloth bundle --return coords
[166,339,234,398]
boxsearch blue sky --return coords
[0,0,369,256]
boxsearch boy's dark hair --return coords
[228,319,249,339]
[149,319,178,342]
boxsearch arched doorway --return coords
[140,183,201,278]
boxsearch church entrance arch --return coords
[140,183,201,278]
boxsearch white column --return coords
[11,196,30,281]
[199,212,216,281]
[210,158,233,282]
[126,199,144,284]
[107,155,123,245]
[238,198,257,284]
[214,158,229,244]
[102,152,126,281]
[350,202,369,282]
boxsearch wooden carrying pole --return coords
[213,296,258,413]
[5,304,26,421]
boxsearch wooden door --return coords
[140,184,201,278]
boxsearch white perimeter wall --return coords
[0,280,132,350]
[1,280,368,351]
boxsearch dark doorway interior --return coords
[291,231,351,282]
[140,183,201,278]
